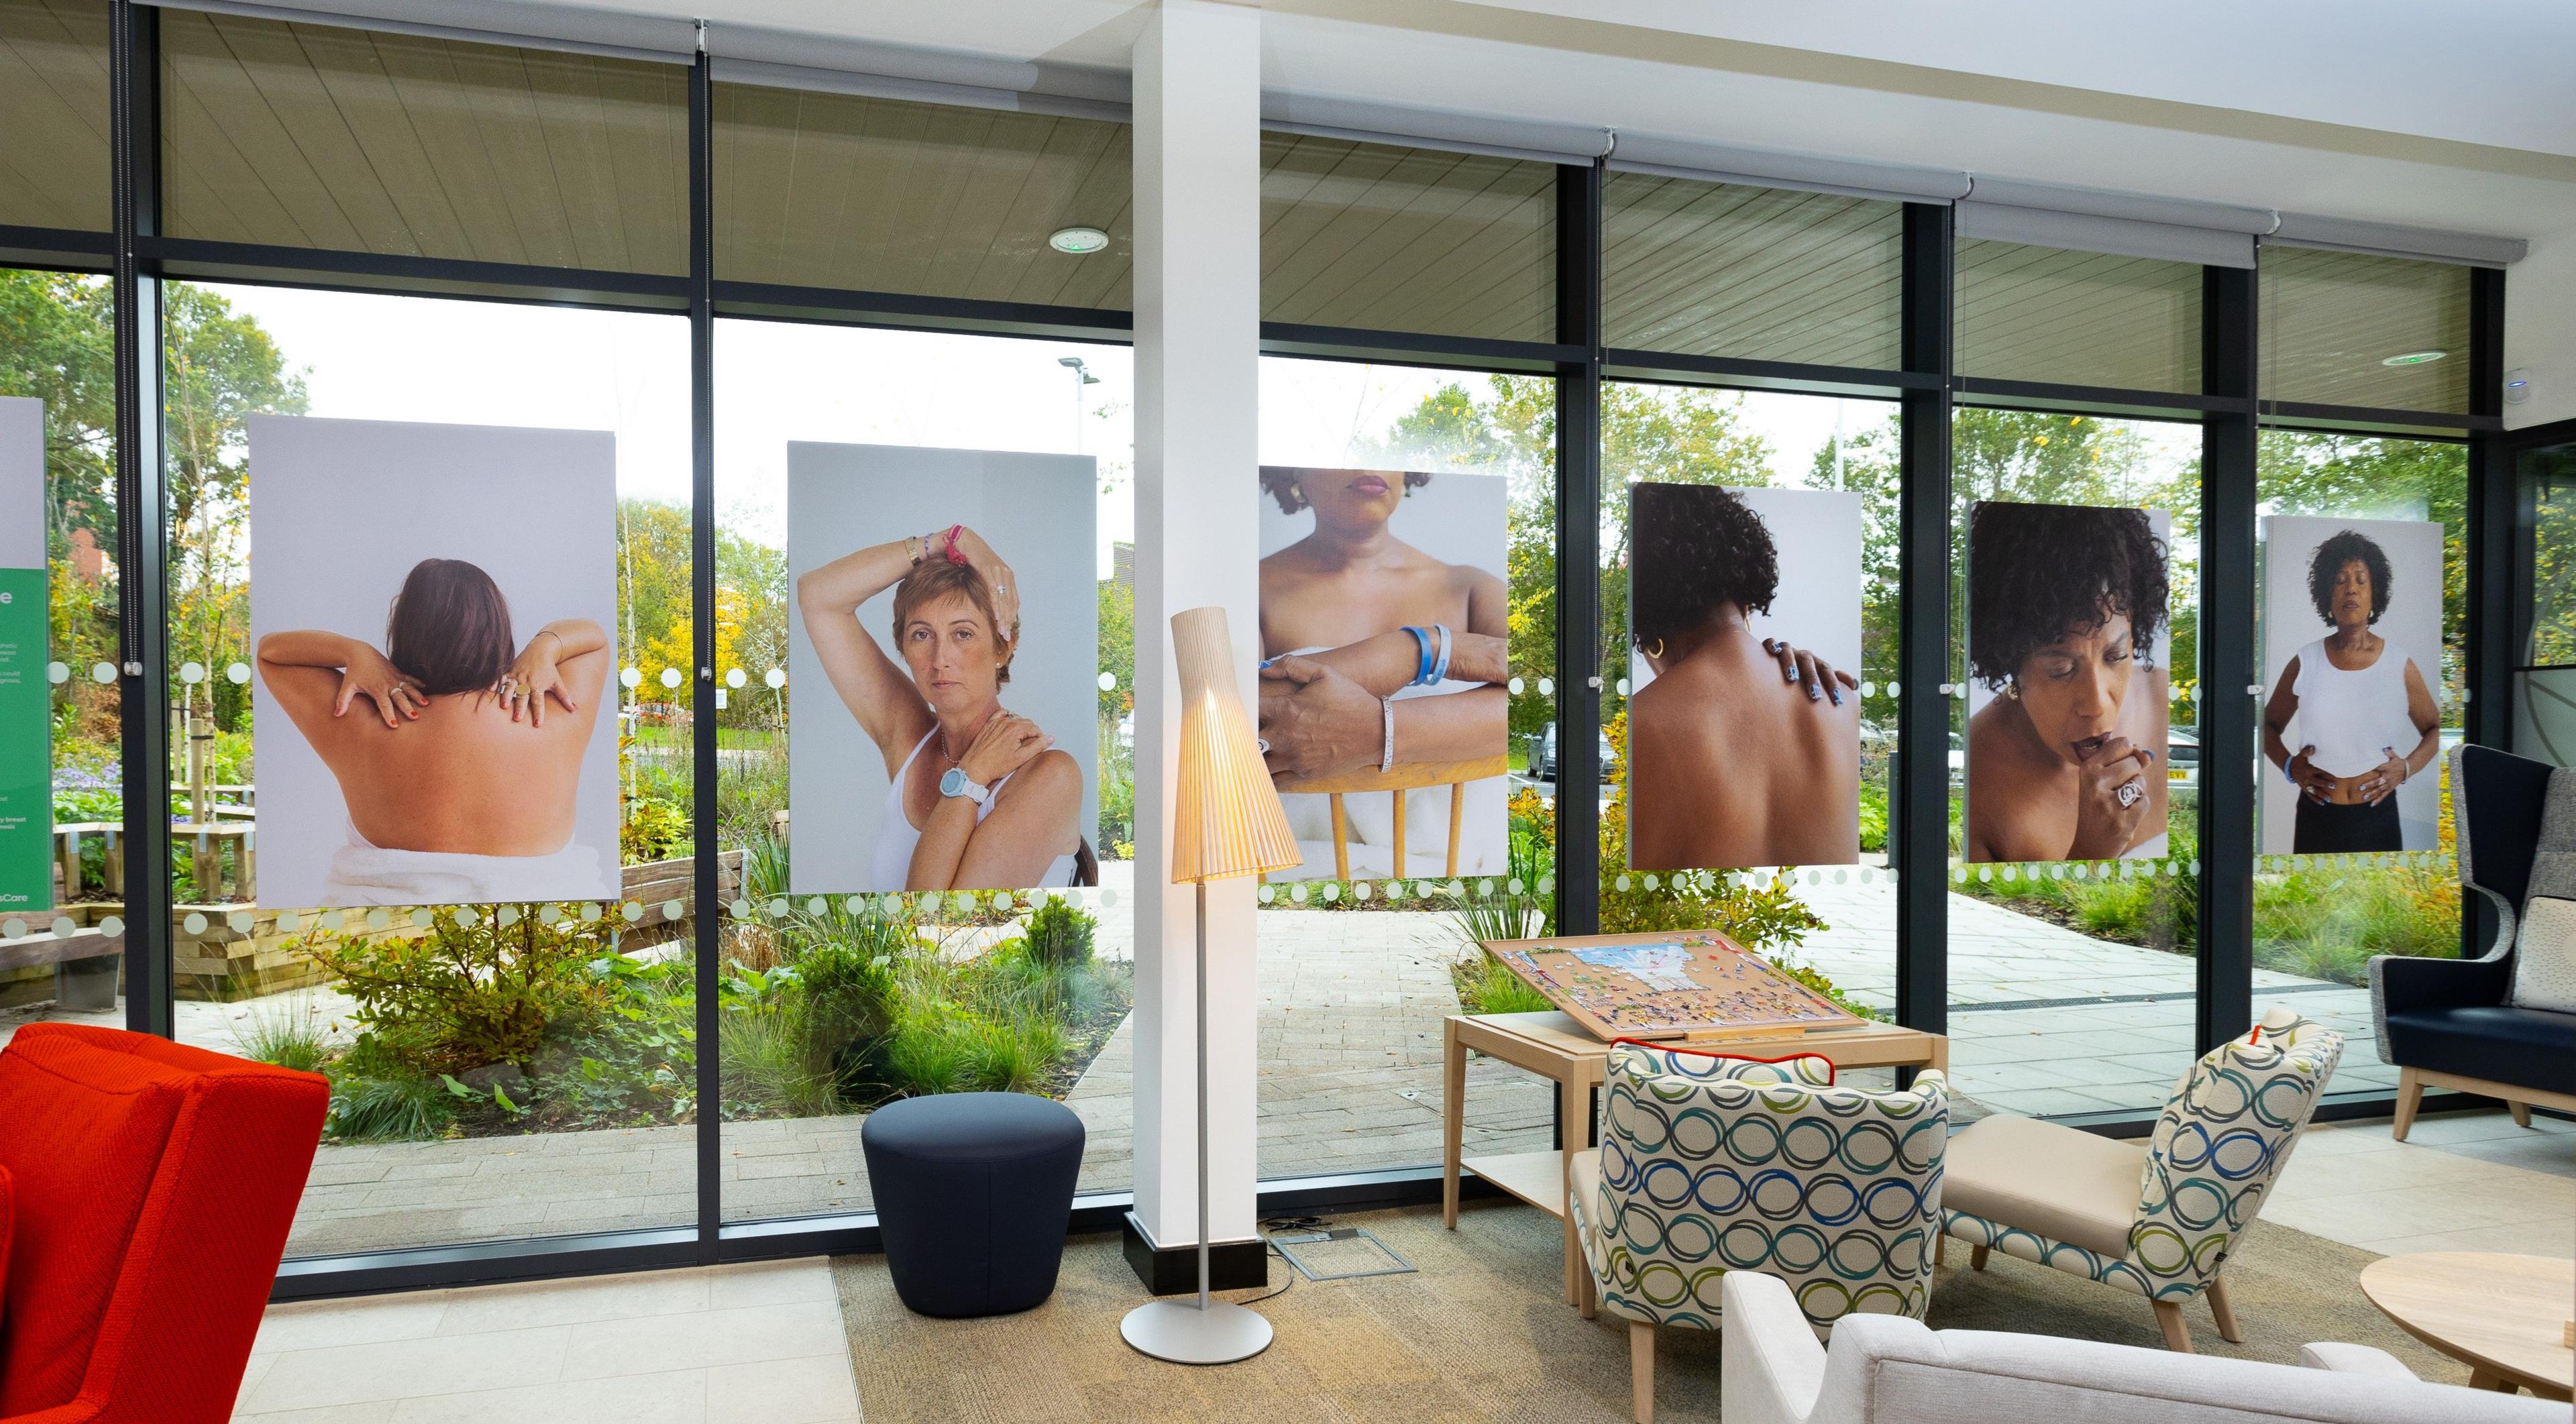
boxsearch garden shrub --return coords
[1024,895,1095,969]
[298,907,615,1075]
[622,793,690,864]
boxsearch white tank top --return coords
[866,730,1079,891]
[2290,637,2418,778]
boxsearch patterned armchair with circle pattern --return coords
[1567,1041,1949,1424]
[1939,1007,2343,1354]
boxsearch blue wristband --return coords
[1403,626,1434,686]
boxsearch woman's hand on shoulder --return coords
[336,645,425,729]
[497,632,576,727]
[1763,639,1856,708]
[959,711,1051,784]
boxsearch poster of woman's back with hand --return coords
[248,415,621,909]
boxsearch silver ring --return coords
[2116,779,2143,809]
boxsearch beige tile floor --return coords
[227,1107,2573,1421]
[231,1258,860,1423]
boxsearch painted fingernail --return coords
[1809,684,1821,700]
[1829,686,1842,706]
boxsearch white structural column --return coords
[1130,0,1263,1260]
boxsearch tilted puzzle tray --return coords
[1481,930,1864,1042]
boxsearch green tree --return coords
[0,272,118,743]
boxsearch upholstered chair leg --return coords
[2509,1098,2533,1129]
[1935,1231,1947,1266]
[2153,1299,2194,1353]
[1969,1244,1990,1272]
[2205,1276,2243,1344]
[1579,1265,1598,1320]
[2392,1066,2424,1141]
[1629,1321,1655,1424]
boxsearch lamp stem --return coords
[1195,877,1212,1313]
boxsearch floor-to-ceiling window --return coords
[2518,439,2576,763]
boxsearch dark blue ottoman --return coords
[861,1091,1085,1317]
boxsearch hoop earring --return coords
[1644,639,1665,660]
[2004,680,2021,700]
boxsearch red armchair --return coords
[0,1024,328,1424]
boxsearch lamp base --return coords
[1118,1299,1273,1365]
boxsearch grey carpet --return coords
[830,1200,2475,1423]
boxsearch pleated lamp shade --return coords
[1169,606,1301,885]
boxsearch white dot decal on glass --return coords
[663,899,684,920]
[180,661,205,683]
[227,661,252,683]
[275,912,300,932]
[1978,867,1992,883]
[100,915,123,936]
[91,661,116,684]
[724,667,746,688]
[1100,889,1116,908]
[366,910,392,930]
[228,911,253,932]
[1507,677,1524,695]
[1642,873,1660,891]
[1537,677,1554,697]
[1290,883,1308,903]
[1506,877,1524,895]
[412,908,433,928]
[1537,874,1554,895]
[1833,869,1847,884]
[845,897,867,915]
[319,910,345,931]
[1858,681,1876,698]
[47,662,68,684]
[498,906,522,926]
[766,897,788,918]
[1615,677,1632,697]
[623,901,644,922]
[621,667,643,688]
[730,899,751,918]
[1887,681,1900,698]
[1322,883,1340,903]
[1097,671,1116,692]
[1352,881,1371,901]
[765,668,786,689]
[1615,875,1631,892]
[1258,884,1275,904]
[806,896,826,916]
[1,919,21,940]
[183,912,207,934]
[52,917,74,937]
[659,667,683,689]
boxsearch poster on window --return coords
[1965,501,2174,864]
[249,416,620,908]
[0,398,47,916]
[1625,483,1862,870]
[787,444,1098,894]
[2259,516,2445,854]
[1256,466,1508,882]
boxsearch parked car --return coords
[1532,721,1615,782]
[2167,726,2199,789]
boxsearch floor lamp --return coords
[1120,606,1301,1366]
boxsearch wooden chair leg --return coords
[1578,1263,1598,1320]
[1935,1232,1947,1266]
[1390,789,1406,882]
[2205,1276,2243,1344]
[1446,781,1465,879]
[2392,1066,2424,1141]
[1629,1321,1655,1424]
[2153,1299,2194,1353]
[1970,1244,1990,1272]
[1328,793,1350,882]
[2509,1097,2533,1129]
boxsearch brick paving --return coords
[3,865,2396,1257]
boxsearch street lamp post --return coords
[1058,354,1101,453]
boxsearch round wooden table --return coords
[2358,1251,2574,1400]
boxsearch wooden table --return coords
[1440,1010,1948,1305]
[2359,1251,2574,1399]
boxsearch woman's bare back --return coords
[1627,628,1860,870]
[267,655,606,856]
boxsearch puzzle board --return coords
[1481,930,1864,1042]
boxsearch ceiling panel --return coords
[0,0,109,233]
[1603,172,1902,368]
[1956,239,2203,393]
[2261,246,2469,413]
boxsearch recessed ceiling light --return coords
[2381,349,2448,367]
[1048,226,1110,255]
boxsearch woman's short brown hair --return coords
[385,559,516,696]
[890,560,1018,686]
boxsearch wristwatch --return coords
[939,766,990,806]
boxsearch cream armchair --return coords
[1568,1041,1948,1423]
[1939,1005,2343,1352]
[1719,1269,2563,1424]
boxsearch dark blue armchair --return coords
[2372,745,2576,1137]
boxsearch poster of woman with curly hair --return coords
[2259,516,2445,854]
[1965,501,2174,864]
[1625,483,1862,870]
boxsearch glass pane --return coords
[2526,441,2576,671]
[1955,239,2202,392]
[713,85,1131,308]
[1602,174,1901,368]
[1600,384,1902,1075]
[1947,410,2203,1117]
[0,0,110,231]
[0,270,118,1021]
[714,321,1136,1222]
[1253,357,1553,1180]
[2253,431,2467,1097]
[2261,247,2471,413]
[163,11,688,274]
[154,281,696,1256]
[1261,133,1555,344]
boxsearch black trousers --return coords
[2292,796,2402,854]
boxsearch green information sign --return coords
[1,396,46,916]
